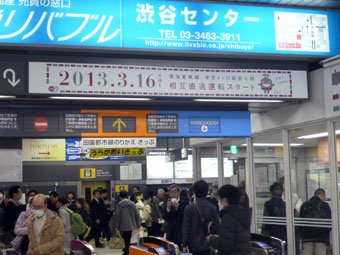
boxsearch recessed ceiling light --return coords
[297,130,340,139]
[0,95,16,99]
[241,143,304,147]
[48,97,151,101]
[194,99,284,103]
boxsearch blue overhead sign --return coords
[0,0,339,56]
[157,111,251,137]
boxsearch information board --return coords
[0,112,21,136]
[29,62,309,100]
[0,0,339,56]
[147,114,178,133]
[0,109,251,138]
[324,64,340,118]
[64,113,98,134]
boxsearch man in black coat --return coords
[182,180,219,255]
[3,185,24,234]
[207,185,251,255]
[162,184,189,248]
[85,190,107,248]
[262,182,287,242]
[300,188,331,255]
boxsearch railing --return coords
[256,216,332,228]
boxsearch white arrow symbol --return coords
[3,68,20,87]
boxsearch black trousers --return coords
[122,231,132,255]
[151,222,162,237]
[102,220,112,240]
[85,223,103,246]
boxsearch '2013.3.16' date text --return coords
[56,71,161,88]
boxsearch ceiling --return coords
[207,0,340,9]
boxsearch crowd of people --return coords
[0,182,253,255]
[0,179,331,255]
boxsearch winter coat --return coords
[162,198,189,247]
[58,205,75,250]
[182,198,219,253]
[3,200,24,232]
[90,198,106,223]
[11,209,32,249]
[27,209,65,255]
[116,199,141,232]
[300,196,331,244]
[208,205,251,255]
[262,197,287,242]
[151,196,163,223]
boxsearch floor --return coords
[95,245,123,255]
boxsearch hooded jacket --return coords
[182,198,219,253]
[27,209,65,255]
[116,199,141,232]
[11,209,32,249]
[208,205,251,255]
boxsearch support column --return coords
[282,129,295,255]
[327,120,340,254]
[217,142,224,188]
[192,147,201,182]
[246,137,257,233]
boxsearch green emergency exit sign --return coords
[230,145,238,154]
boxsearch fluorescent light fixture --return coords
[241,143,304,147]
[0,95,16,99]
[298,130,340,139]
[48,96,151,101]
[193,99,284,103]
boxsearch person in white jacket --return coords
[56,198,75,252]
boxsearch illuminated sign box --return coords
[0,0,338,56]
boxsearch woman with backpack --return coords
[76,198,92,240]
[57,198,76,253]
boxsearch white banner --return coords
[81,138,157,148]
[324,64,340,118]
[29,62,308,99]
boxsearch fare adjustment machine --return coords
[130,237,183,255]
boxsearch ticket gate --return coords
[130,237,182,255]
[250,233,285,255]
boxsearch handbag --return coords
[109,232,125,250]
[139,227,148,238]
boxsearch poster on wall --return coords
[66,139,126,161]
[0,149,22,182]
[120,164,142,180]
[22,139,66,161]
[29,62,308,100]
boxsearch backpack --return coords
[304,201,327,219]
[66,208,87,236]
[301,201,329,239]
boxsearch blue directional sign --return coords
[0,0,338,56]
[156,111,251,137]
